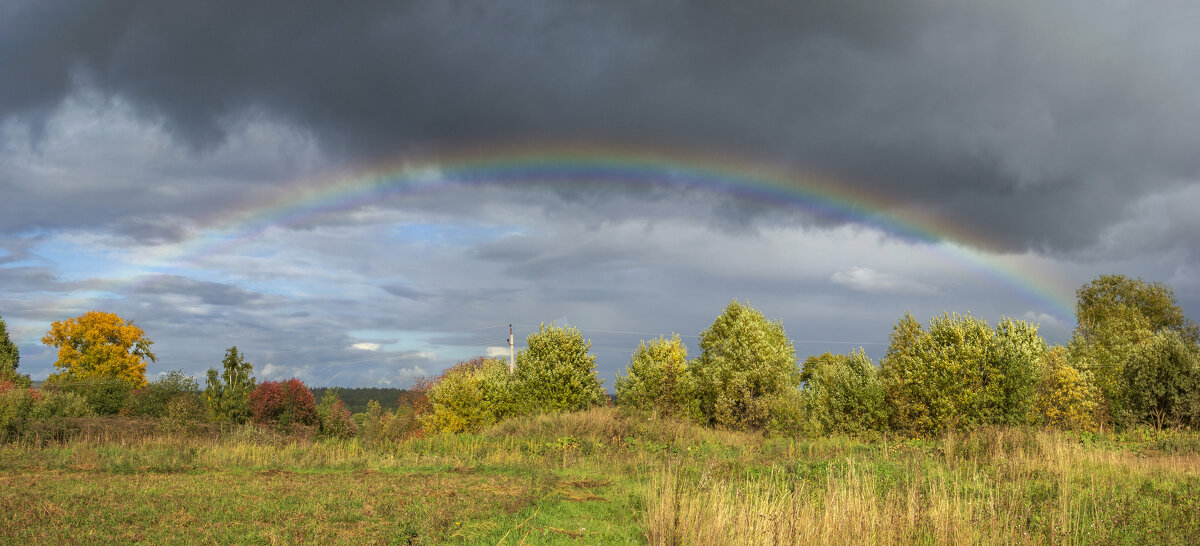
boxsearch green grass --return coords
[3,409,1200,544]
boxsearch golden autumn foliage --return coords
[1032,347,1098,431]
[41,311,156,388]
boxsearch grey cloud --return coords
[130,275,273,307]
[4,1,1199,253]
[383,285,431,301]
[3,1,1200,388]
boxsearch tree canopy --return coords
[1075,274,1199,345]
[691,300,798,430]
[0,314,27,387]
[881,313,1044,435]
[1069,274,1200,425]
[615,334,694,418]
[514,323,606,413]
[41,311,156,388]
[1122,331,1200,429]
[799,349,886,434]
[204,346,256,423]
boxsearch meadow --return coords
[3,407,1199,545]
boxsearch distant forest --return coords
[310,387,411,413]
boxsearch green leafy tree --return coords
[615,334,697,419]
[513,323,606,413]
[691,301,799,431]
[1068,275,1199,427]
[881,313,1045,435]
[799,349,887,435]
[204,346,256,423]
[0,314,30,387]
[1122,331,1200,430]
[1075,274,1199,346]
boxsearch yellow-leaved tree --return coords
[42,311,156,388]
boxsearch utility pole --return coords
[508,324,515,374]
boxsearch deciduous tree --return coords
[204,346,256,423]
[1068,275,1199,426]
[513,323,606,413]
[1031,347,1098,431]
[422,357,515,433]
[800,349,886,434]
[691,301,799,431]
[250,378,318,427]
[1122,331,1200,429]
[41,311,156,388]
[615,334,695,419]
[881,313,1044,435]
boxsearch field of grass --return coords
[3,408,1200,544]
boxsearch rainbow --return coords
[133,141,1078,323]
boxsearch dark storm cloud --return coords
[5,1,1200,253]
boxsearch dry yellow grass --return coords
[646,427,1200,545]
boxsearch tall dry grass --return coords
[645,427,1200,545]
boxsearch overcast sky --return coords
[3,1,1198,388]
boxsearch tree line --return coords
[422,274,1200,435]
[3,274,1198,440]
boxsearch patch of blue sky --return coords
[0,257,43,268]
[31,238,135,283]
[389,222,523,248]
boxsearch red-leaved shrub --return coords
[249,378,318,427]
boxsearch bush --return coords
[0,385,35,439]
[1122,331,1200,429]
[250,378,318,428]
[799,349,887,435]
[125,370,200,417]
[881,313,1044,435]
[46,377,132,415]
[615,335,698,420]
[361,399,421,446]
[513,324,606,414]
[691,301,799,431]
[317,389,359,439]
[1031,347,1098,431]
[159,393,205,435]
[29,389,94,419]
[422,358,517,434]
[423,358,496,433]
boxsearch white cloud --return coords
[486,346,510,357]
[1022,311,1067,330]
[351,342,381,351]
[260,363,285,378]
[830,267,938,296]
